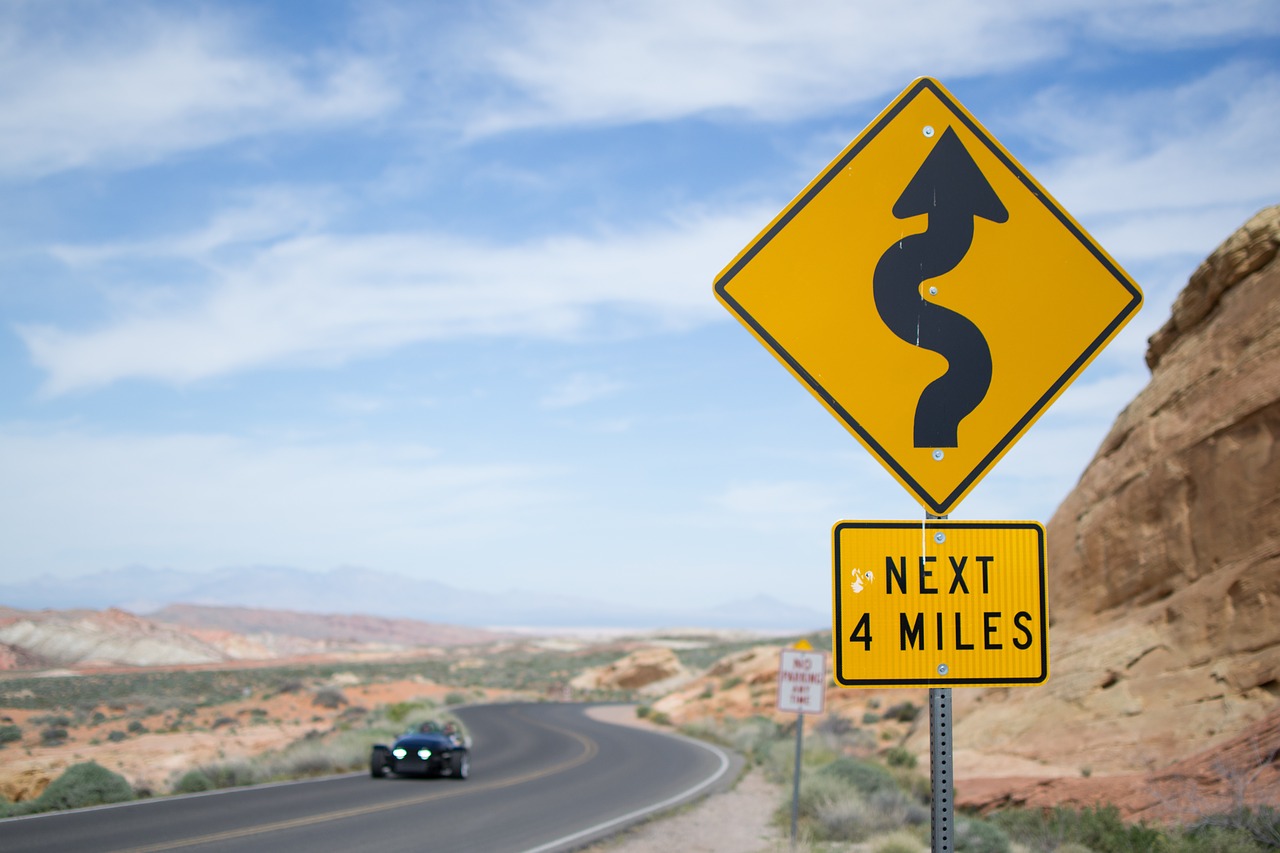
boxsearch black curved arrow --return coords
[872,126,1008,448]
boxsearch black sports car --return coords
[370,722,470,780]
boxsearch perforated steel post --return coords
[930,687,953,852]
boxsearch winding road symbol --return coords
[874,126,1007,449]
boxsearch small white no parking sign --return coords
[777,644,826,715]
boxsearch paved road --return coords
[0,703,734,853]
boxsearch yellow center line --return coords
[112,711,599,853]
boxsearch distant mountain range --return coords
[0,565,826,631]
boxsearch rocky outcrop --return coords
[958,705,1280,823]
[571,646,691,694]
[0,608,229,668]
[944,206,1280,776]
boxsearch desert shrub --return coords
[211,717,236,729]
[812,785,927,842]
[107,730,127,742]
[197,761,259,789]
[172,770,214,794]
[819,756,898,796]
[871,829,927,852]
[312,687,348,709]
[381,696,432,722]
[953,816,1011,852]
[992,805,1162,853]
[443,691,467,706]
[24,762,133,814]
[40,727,69,745]
[90,711,107,725]
[127,720,147,734]
[1183,806,1280,851]
[0,724,21,745]
[32,714,73,727]
[882,701,920,723]
[815,715,856,737]
[885,745,917,769]
[635,705,652,719]
[721,676,743,690]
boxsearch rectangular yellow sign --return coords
[832,520,1047,687]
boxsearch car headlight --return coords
[417,748,432,759]
[392,748,407,759]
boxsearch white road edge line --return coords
[517,732,734,853]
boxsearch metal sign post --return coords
[930,686,953,852]
[790,712,804,847]
[715,74,1140,853]
[777,642,825,847]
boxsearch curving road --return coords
[0,703,737,853]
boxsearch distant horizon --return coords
[0,563,829,633]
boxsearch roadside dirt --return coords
[583,704,785,853]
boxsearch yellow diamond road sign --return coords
[833,520,1047,687]
[714,78,1143,515]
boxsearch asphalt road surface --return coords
[0,702,736,853]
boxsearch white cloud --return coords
[0,426,552,573]
[1014,64,1280,223]
[23,208,769,394]
[540,373,623,409]
[0,7,397,178]
[453,0,1280,134]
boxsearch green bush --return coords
[25,762,133,814]
[443,691,468,706]
[819,757,899,795]
[1184,806,1280,851]
[173,770,215,794]
[885,745,917,769]
[107,730,127,742]
[312,687,348,709]
[40,727,69,745]
[127,720,147,734]
[196,761,260,789]
[992,805,1162,853]
[882,701,920,723]
[0,724,21,745]
[953,816,1011,853]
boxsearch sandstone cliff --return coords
[946,205,1279,777]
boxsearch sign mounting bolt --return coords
[929,286,938,296]
[923,125,935,138]
[932,450,945,461]
[934,532,946,544]
[938,663,949,675]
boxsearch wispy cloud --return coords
[0,5,397,178]
[540,373,624,409]
[22,209,767,395]
[453,0,1280,134]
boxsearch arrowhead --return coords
[893,126,1008,223]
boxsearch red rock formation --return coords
[944,205,1280,808]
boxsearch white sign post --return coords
[778,645,826,845]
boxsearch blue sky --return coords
[0,1,1277,616]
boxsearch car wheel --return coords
[453,753,470,780]
[370,749,388,778]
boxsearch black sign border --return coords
[713,77,1144,516]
